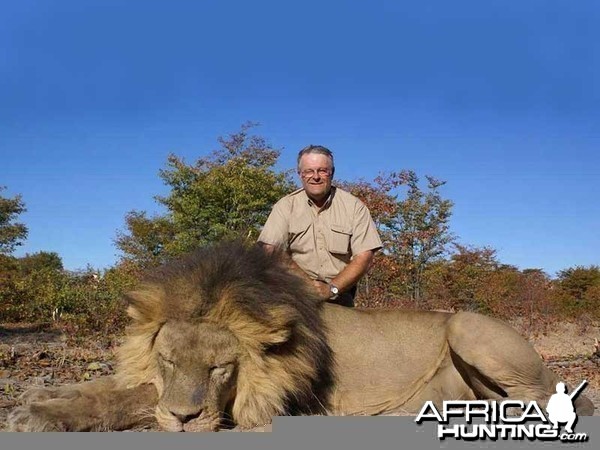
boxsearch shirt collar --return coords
[306,186,336,210]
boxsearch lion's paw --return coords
[18,387,59,404]
[18,386,81,405]
[7,404,67,432]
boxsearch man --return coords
[546,382,578,434]
[258,145,382,307]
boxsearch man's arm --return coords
[257,198,290,249]
[312,249,376,300]
[261,243,374,302]
[332,249,376,292]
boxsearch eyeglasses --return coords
[300,168,332,179]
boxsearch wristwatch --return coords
[329,283,339,300]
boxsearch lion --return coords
[8,241,595,431]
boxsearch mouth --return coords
[156,405,222,432]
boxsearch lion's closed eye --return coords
[209,364,233,381]
[158,354,175,369]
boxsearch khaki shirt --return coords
[258,187,383,282]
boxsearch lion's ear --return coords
[264,305,298,343]
[216,305,296,350]
[233,321,293,351]
[263,327,292,345]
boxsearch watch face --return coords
[330,285,339,294]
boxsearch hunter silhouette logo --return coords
[547,381,587,434]
[415,380,589,442]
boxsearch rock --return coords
[87,362,103,371]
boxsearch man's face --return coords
[298,153,333,202]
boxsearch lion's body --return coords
[8,242,594,432]
[322,307,560,415]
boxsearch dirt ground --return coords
[1,320,599,431]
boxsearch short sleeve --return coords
[350,201,383,256]
[257,198,291,248]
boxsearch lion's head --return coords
[115,241,334,431]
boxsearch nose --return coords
[172,410,202,423]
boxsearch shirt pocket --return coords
[328,224,352,255]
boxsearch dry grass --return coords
[526,321,600,413]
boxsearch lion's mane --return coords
[115,241,334,426]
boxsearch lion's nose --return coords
[172,410,201,424]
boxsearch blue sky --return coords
[1,0,599,276]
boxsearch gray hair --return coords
[296,145,335,172]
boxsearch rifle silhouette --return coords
[569,380,588,401]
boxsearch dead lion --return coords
[8,241,594,431]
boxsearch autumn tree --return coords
[0,186,28,254]
[115,123,295,268]
[519,268,554,333]
[553,265,600,319]
[556,265,600,301]
[423,245,556,333]
[340,170,454,305]
[384,171,454,302]
[338,177,403,306]
[424,244,501,312]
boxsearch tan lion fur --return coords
[7,241,595,432]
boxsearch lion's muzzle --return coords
[155,404,220,432]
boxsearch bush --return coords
[551,266,600,321]
[0,255,138,336]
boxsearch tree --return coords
[556,265,600,301]
[18,251,64,274]
[388,171,454,302]
[553,265,600,319]
[0,252,65,323]
[340,170,454,304]
[116,123,295,267]
[0,186,28,254]
[423,245,555,334]
[351,171,456,303]
[424,244,500,312]
[114,211,176,270]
